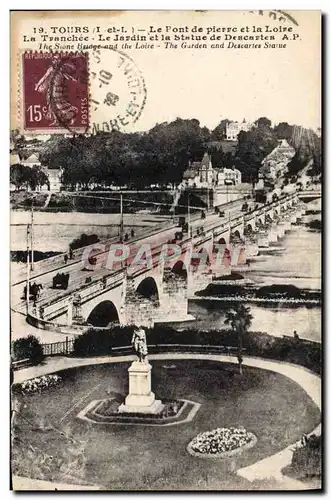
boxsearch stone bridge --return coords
[26,192,305,332]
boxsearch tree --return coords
[10,129,26,152]
[11,335,44,365]
[255,117,272,129]
[10,164,49,191]
[224,304,253,375]
[274,121,293,141]
[211,119,231,140]
[235,127,278,182]
[10,164,31,190]
[29,165,49,190]
[206,143,225,169]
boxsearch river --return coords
[187,209,321,342]
[10,210,171,252]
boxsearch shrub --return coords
[73,325,136,356]
[72,325,321,375]
[11,335,44,365]
[284,434,322,479]
[307,219,322,232]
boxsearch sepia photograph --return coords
[9,9,322,491]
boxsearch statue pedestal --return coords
[118,360,164,414]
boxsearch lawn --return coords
[12,360,320,490]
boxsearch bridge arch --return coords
[87,300,120,327]
[218,237,227,245]
[136,276,160,306]
[233,229,242,239]
[245,223,253,235]
[171,260,187,278]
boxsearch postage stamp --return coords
[89,48,147,134]
[21,51,89,134]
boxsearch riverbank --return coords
[187,300,321,343]
[10,210,172,252]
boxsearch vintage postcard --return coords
[10,10,322,491]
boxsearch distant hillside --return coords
[10,118,321,189]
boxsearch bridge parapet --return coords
[41,269,126,322]
[244,212,255,221]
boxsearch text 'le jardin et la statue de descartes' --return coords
[24,24,299,51]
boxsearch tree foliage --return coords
[12,116,321,189]
[234,126,278,182]
[211,119,231,141]
[274,121,294,141]
[255,117,272,129]
[224,304,253,374]
[38,119,211,189]
[10,164,48,190]
[11,335,44,365]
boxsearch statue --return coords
[131,328,148,362]
[119,327,164,414]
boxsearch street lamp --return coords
[26,224,31,314]
[187,193,191,237]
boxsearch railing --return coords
[27,313,86,334]
[42,337,75,356]
[38,342,244,359]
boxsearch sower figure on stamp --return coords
[34,54,79,126]
[131,328,148,362]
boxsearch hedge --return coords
[72,326,321,375]
[11,335,44,365]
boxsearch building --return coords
[226,119,252,141]
[216,167,242,186]
[20,153,41,168]
[10,152,20,165]
[256,139,296,191]
[182,153,217,188]
[260,139,295,182]
[25,134,51,143]
[182,153,242,189]
[41,167,62,192]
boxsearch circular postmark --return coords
[89,47,147,134]
[248,10,299,26]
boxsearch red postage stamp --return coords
[21,52,89,134]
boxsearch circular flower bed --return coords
[187,427,257,459]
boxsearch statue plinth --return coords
[118,360,164,414]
